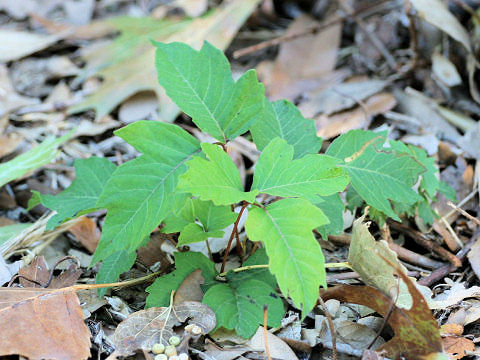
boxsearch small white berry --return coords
[184,324,195,332]
[178,353,189,360]
[164,345,177,357]
[191,325,202,335]
[154,354,168,360]
[169,335,181,346]
[152,343,165,354]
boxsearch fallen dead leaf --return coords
[301,78,388,118]
[257,14,342,101]
[442,336,475,360]
[174,268,205,305]
[0,64,39,117]
[0,30,60,62]
[18,256,81,288]
[118,91,159,124]
[69,0,262,121]
[440,324,464,336]
[113,301,216,356]
[322,260,445,359]
[316,92,396,139]
[68,216,100,254]
[246,327,299,360]
[467,238,480,280]
[0,287,90,359]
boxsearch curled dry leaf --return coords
[68,216,100,254]
[321,260,446,359]
[19,256,82,288]
[0,287,90,360]
[113,301,216,356]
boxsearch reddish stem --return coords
[221,202,248,273]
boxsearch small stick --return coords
[339,0,397,70]
[318,296,337,360]
[233,0,392,58]
[447,201,480,226]
[263,305,272,360]
[404,0,419,69]
[329,233,445,270]
[388,220,461,267]
[418,229,480,286]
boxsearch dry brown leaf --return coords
[68,216,100,254]
[440,324,464,336]
[246,327,298,360]
[0,133,23,159]
[467,239,480,280]
[0,287,90,359]
[316,92,396,139]
[0,30,60,62]
[258,14,342,101]
[442,336,475,360]
[322,261,445,359]
[0,64,39,117]
[19,256,81,289]
[113,301,216,356]
[173,268,205,305]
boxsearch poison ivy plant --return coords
[29,157,116,230]
[34,41,450,339]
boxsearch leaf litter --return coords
[1,0,480,359]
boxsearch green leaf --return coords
[0,223,31,246]
[155,41,265,142]
[0,133,71,188]
[178,223,224,245]
[439,181,457,201]
[178,143,257,205]
[326,130,425,221]
[96,250,137,297]
[389,141,440,198]
[252,138,349,201]
[203,279,284,338]
[69,0,262,121]
[146,252,217,307]
[162,197,195,233]
[341,146,424,221]
[245,198,328,317]
[250,100,322,159]
[32,157,116,230]
[326,129,386,160]
[227,248,277,289]
[315,194,345,239]
[92,121,200,263]
[193,199,237,232]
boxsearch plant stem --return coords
[56,270,162,292]
[221,202,248,273]
[218,262,352,277]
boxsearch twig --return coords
[440,189,478,223]
[447,201,480,226]
[418,229,480,286]
[221,202,248,273]
[318,296,337,360]
[43,255,81,288]
[329,233,445,270]
[233,0,393,58]
[263,305,272,360]
[338,0,397,70]
[388,220,462,267]
[404,0,419,69]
